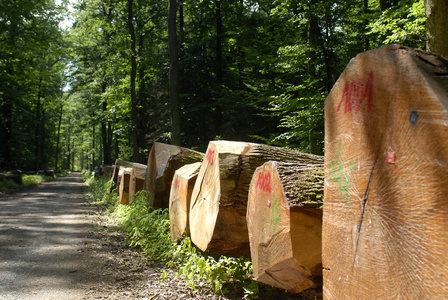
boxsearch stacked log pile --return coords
[169,162,202,241]
[189,140,323,258]
[323,44,448,299]
[247,161,324,293]
[144,142,204,209]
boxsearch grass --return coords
[83,174,316,299]
[0,170,71,192]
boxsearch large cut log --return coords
[128,163,147,204]
[119,169,131,205]
[101,165,113,178]
[169,162,202,241]
[323,44,448,299]
[247,161,324,294]
[111,159,134,190]
[144,142,204,209]
[189,140,323,258]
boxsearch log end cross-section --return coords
[247,161,323,294]
[144,142,204,209]
[324,44,448,299]
[169,162,202,241]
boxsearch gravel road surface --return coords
[0,173,98,299]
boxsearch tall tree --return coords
[168,0,181,146]
[425,0,448,58]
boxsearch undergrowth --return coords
[0,171,71,191]
[83,174,262,299]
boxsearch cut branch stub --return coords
[128,163,147,204]
[169,162,202,241]
[144,142,204,209]
[189,140,323,258]
[247,161,323,294]
[324,44,448,299]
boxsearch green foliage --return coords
[22,174,53,186]
[369,0,426,48]
[0,180,20,191]
[84,174,118,206]
[85,176,260,298]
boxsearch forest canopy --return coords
[0,0,430,171]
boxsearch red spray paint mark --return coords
[206,149,215,165]
[257,172,272,193]
[386,152,395,164]
[173,178,180,191]
[337,71,374,114]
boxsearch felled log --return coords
[144,142,204,209]
[169,162,202,241]
[323,44,448,299]
[101,165,113,178]
[111,159,134,185]
[119,169,131,205]
[189,140,323,258]
[247,161,324,294]
[128,163,147,204]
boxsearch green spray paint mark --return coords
[270,195,281,233]
[329,142,355,203]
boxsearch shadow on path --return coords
[0,173,103,299]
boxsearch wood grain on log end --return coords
[144,142,204,209]
[169,162,202,241]
[324,44,448,299]
[248,161,323,293]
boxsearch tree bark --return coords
[144,142,204,209]
[55,104,63,170]
[189,140,323,258]
[168,0,181,146]
[169,162,202,241]
[247,161,323,294]
[425,0,448,59]
[323,44,448,299]
[128,0,139,160]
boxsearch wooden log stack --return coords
[247,161,324,294]
[144,142,204,209]
[189,140,324,258]
[323,44,448,299]
[169,162,202,241]
[128,163,147,204]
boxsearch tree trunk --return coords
[247,161,323,294]
[128,0,139,160]
[128,163,147,204]
[425,0,448,59]
[144,142,204,209]
[168,0,181,146]
[55,104,63,170]
[323,44,448,299]
[169,162,202,241]
[102,100,111,165]
[215,0,223,135]
[189,140,323,258]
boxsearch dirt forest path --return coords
[0,173,216,300]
